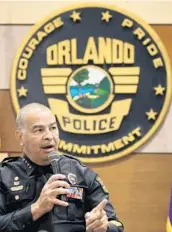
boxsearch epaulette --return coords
[1,157,21,166]
[62,152,86,167]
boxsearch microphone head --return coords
[48,151,61,163]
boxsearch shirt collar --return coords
[22,154,53,176]
[22,155,37,176]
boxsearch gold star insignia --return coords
[154,84,165,96]
[101,11,112,22]
[70,11,81,22]
[146,108,158,120]
[17,86,28,97]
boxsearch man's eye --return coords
[35,128,43,133]
[51,126,57,130]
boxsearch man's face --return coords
[17,110,59,165]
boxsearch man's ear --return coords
[15,130,23,146]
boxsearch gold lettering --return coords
[73,145,87,154]
[101,143,115,153]
[91,145,101,154]
[132,127,141,137]
[73,120,81,130]
[19,58,28,69]
[98,37,111,63]
[17,69,26,80]
[53,17,64,28]
[153,57,163,68]
[114,139,124,149]
[37,31,47,42]
[28,38,39,50]
[46,37,135,65]
[142,38,151,46]
[58,40,71,65]
[124,42,134,64]
[112,39,123,64]
[147,43,158,56]
[122,133,135,145]
[22,47,33,59]
[86,146,91,154]
[58,140,73,152]
[71,39,82,64]
[99,119,107,130]
[47,44,58,65]
[57,127,142,155]
[121,18,133,28]
[16,17,64,83]
[83,37,99,64]
[44,22,55,34]
[133,27,145,40]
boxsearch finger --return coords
[94,219,108,232]
[94,215,108,232]
[94,224,108,232]
[93,199,107,212]
[52,198,68,207]
[100,214,108,224]
[86,218,102,232]
[85,210,105,221]
[86,211,102,226]
[85,212,91,219]
[52,187,70,197]
[87,215,108,232]
[48,180,70,189]
[47,174,66,184]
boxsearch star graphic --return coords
[101,11,112,22]
[146,108,158,120]
[154,84,165,96]
[17,86,28,97]
[70,11,81,22]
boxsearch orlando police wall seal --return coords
[10,3,171,163]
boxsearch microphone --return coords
[48,151,67,202]
[38,230,49,232]
[48,151,61,174]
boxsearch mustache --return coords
[41,144,55,148]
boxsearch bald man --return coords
[0,103,124,232]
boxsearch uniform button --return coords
[14,176,19,181]
[22,225,25,228]
[15,195,20,200]
[14,181,20,186]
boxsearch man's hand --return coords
[31,174,70,220]
[85,199,109,232]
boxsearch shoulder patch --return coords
[1,157,21,166]
[109,220,123,228]
[62,153,86,167]
[96,176,109,193]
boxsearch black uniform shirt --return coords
[0,154,124,232]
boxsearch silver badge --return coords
[68,173,77,185]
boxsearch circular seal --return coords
[10,3,171,163]
[67,65,113,113]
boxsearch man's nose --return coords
[44,129,53,140]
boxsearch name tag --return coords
[11,185,24,191]
[67,187,83,200]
